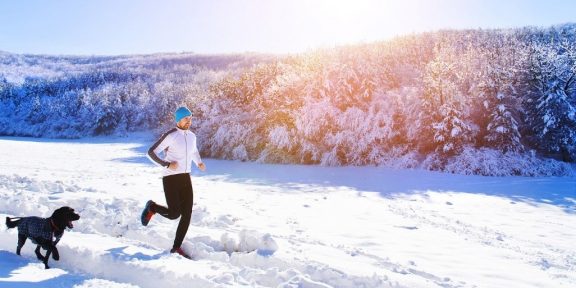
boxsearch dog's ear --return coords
[52,207,65,218]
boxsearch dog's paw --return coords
[52,249,60,261]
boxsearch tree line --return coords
[1,24,575,176]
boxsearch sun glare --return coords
[295,0,417,49]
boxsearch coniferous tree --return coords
[523,42,576,161]
[471,36,525,153]
[485,93,523,153]
[1,25,575,174]
[421,44,472,157]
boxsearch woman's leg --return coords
[172,176,193,249]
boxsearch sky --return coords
[1,0,575,56]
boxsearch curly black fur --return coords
[5,207,80,269]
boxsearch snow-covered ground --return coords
[0,134,574,288]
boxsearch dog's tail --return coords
[5,217,21,229]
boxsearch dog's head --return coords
[51,206,80,230]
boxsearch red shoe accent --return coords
[141,200,156,226]
[144,211,154,223]
[170,247,191,259]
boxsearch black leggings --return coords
[154,173,193,249]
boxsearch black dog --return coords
[5,206,80,269]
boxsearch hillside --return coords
[1,24,575,176]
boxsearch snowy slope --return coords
[0,134,575,288]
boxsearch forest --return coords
[1,24,575,176]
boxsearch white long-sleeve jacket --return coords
[147,127,202,177]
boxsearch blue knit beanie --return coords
[174,106,192,123]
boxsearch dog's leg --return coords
[51,246,60,261]
[43,246,53,269]
[16,234,27,255]
[34,245,46,262]
[51,238,61,261]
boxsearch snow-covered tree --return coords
[485,93,523,153]
[432,103,472,156]
[523,42,576,161]
[421,43,472,156]
[470,35,525,153]
[1,24,575,174]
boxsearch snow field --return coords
[0,136,575,287]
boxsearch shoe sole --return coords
[141,200,153,226]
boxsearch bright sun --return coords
[290,0,419,48]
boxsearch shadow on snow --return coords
[2,135,574,212]
[0,250,87,288]
[201,159,576,212]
